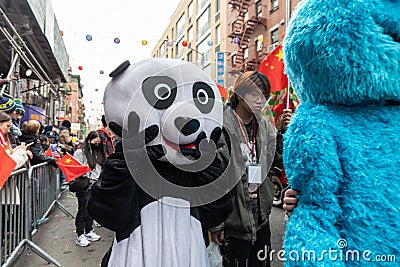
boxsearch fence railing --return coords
[0,163,73,267]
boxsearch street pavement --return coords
[12,192,286,267]
[14,191,113,267]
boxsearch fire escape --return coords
[228,0,266,72]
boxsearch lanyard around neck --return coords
[235,113,256,161]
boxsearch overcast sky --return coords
[51,0,182,122]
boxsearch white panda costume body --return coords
[88,58,232,267]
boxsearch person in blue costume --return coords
[282,0,400,266]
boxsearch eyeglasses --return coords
[245,91,269,101]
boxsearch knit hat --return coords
[0,96,16,113]
[61,119,71,129]
[13,98,25,115]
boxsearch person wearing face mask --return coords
[72,131,105,247]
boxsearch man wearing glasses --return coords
[210,71,292,267]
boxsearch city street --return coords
[13,192,286,267]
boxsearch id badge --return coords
[247,164,262,184]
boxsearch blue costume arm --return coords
[283,111,345,266]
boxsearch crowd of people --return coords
[0,94,115,248]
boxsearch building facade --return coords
[152,0,301,88]
[226,0,301,73]
[0,0,69,125]
[58,72,86,138]
[151,0,228,82]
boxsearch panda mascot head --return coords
[104,58,222,164]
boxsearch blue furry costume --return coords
[282,0,400,266]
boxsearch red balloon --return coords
[182,40,188,47]
[78,66,83,70]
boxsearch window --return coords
[215,24,220,46]
[196,34,211,66]
[176,14,185,39]
[197,6,211,40]
[215,0,221,22]
[188,1,193,23]
[176,36,185,59]
[187,51,193,62]
[188,26,193,44]
[271,28,279,44]
[160,42,165,58]
[271,0,278,10]
[256,0,262,17]
[197,0,210,15]
[256,39,263,52]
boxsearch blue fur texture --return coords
[282,0,400,266]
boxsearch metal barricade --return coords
[0,168,28,266]
[30,163,74,236]
[0,163,74,267]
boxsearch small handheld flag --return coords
[0,146,17,189]
[56,153,91,182]
[258,44,288,93]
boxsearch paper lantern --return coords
[233,37,240,44]
[25,69,32,77]
[78,66,83,70]
[207,40,213,46]
[167,39,174,47]
[257,35,264,43]
[114,37,121,44]
[100,70,104,74]
[182,40,188,47]
[86,34,93,41]
[142,40,148,45]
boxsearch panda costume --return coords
[88,58,233,267]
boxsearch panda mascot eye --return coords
[192,82,215,114]
[142,76,177,109]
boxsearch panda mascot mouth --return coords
[162,135,196,151]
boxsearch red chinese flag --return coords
[44,147,51,157]
[217,84,229,99]
[56,153,91,182]
[0,146,17,189]
[258,44,288,92]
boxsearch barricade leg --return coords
[1,167,62,266]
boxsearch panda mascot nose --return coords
[174,117,200,136]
